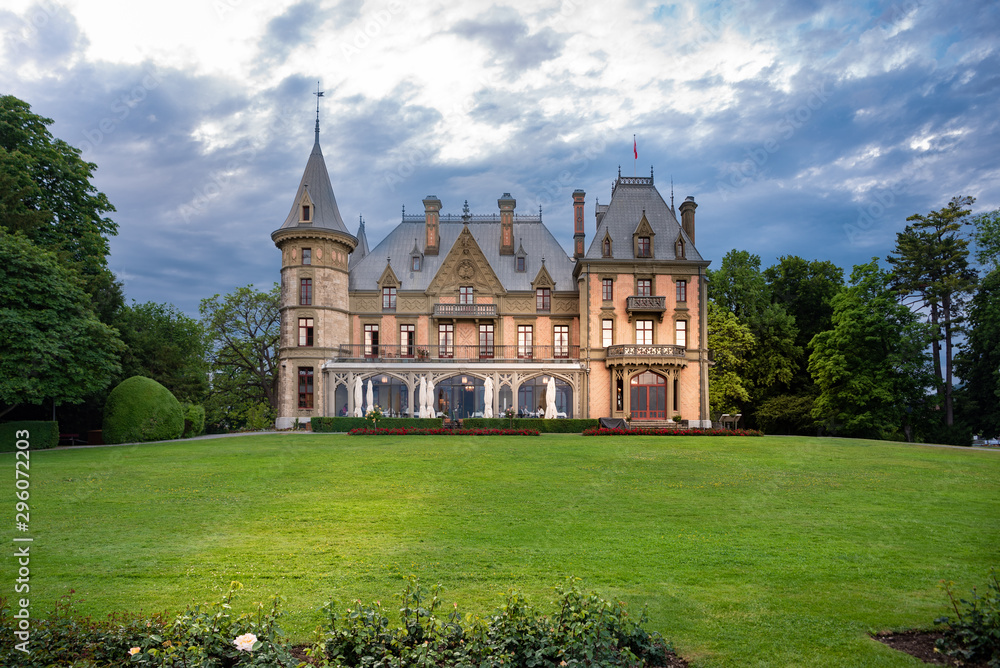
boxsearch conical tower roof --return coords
[277,138,349,233]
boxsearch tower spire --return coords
[314,81,324,143]
[671,175,675,217]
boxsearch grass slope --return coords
[4,434,998,666]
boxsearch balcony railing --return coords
[433,303,498,318]
[605,344,685,359]
[626,295,666,312]
[336,343,579,362]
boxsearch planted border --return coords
[312,417,443,432]
[583,427,763,436]
[350,427,539,436]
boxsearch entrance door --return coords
[629,371,666,419]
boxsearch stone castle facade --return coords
[272,130,711,428]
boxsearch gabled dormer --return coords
[601,229,613,258]
[299,189,314,224]
[409,239,423,272]
[633,210,655,259]
[515,239,527,272]
[673,231,686,260]
[378,259,400,311]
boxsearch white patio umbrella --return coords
[426,379,436,417]
[366,378,374,413]
[483,377,494,419]
[544,376,557,419]
[419,377,428,418]
[353,377,363,417]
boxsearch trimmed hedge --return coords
[0,421,59,452]
[312,416,443,432]
[464,417,600,433]
[182,403,206,438]
[103,376,184,444]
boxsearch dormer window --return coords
[301,204,311,222]
[675,238,685,259]
[602,237,612,257]
[411,255,421,271]
[637,236,651,258]
[516,255,525,272]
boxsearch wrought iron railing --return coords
[336,343,579,362]
[433,303,498,317]
[626,295,666,312]
[605,344,685,359]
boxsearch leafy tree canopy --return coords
[0,230,123,418]
[707,301,755,415]
[971,207,1000,270]
[0,95,119,308]
[114,301,209,403]
[955,268,1000,437]
[763,255,844,352]
[809,259,934,440]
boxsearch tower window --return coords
[301,204,311,222]
[298,317,314,347]
[300,278,312,305]
[302,248,311,265]
[298,367,314,408]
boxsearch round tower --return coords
[272,131,356,429]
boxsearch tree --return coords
[809,259,934,440]
[886,196,978,426]
[707,301,755,415]
[763,256,844,367]
[200,284,280,430]
[971,208,1000,270]
[954,269,1000,437]
[114,301,209,403]
[0,230,124,419]
[707,249,770,321]
[0,95,120,319]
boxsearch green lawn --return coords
[4,434,999,666]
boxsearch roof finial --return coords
[670,175,675,216]
[539,204,543,220]
[618,164,621,178]
[462,199,470,222]
[314,82,324,143]
[401,204,405,219]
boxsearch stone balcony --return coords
[625,295,666,322]
[604,344,686,367]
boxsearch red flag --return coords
[633,137,638,159]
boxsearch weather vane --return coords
[314,81,324,141]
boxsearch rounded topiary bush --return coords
[103,376,184,444]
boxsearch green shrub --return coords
[316,578,672,668]
[464,417,599,433]
[0,420,58,452]
[935,569,1000,666]
[102,376,184,444]
[925,423,975,446]
[312,416,443,432]
[181,402,206,438]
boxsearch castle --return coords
[271,125,711,428]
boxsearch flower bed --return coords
[583,427,763,436]
[349,427,539,436]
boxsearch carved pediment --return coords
[378,262,400,288]
[426,226,506,295]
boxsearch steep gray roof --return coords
[584,177,702,261]
[350,216,576,292]
[277,140,349,233]
[349,217,370,268]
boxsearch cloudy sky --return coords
[2,0,998,315]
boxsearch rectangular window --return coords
[637,236,651,257]
[676,279,687,302]
[302,205,311,222]
[298,317,314,347]
[382,286,396,310]
[302,248,311,265]
[602,319,613,347]
[637,279,652,297]
[438,324,454,358]
[411,255,420,271]
[636,320,653,345]
[400,324,415,358]
[516,255,525,272]
[298,367,313,409]
[518,325,533,359]
[602,278,613,301]
[300,278,312,305]
[536,287,551,312]
[364,324,379,358]
[459,286,474,305]
[675,320,687,348]
[554,325,569,358]
[479,324,494,359]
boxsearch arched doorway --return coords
[516,376,574,418]
[629,370,666,420]
[435,375,485,419]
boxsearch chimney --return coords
[423,195,441,255]
[498,192,515,255]
[572,189,586,259]
[679,196,697,245]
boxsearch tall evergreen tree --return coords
[954,269,1000,437]
[887,196,977,426]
